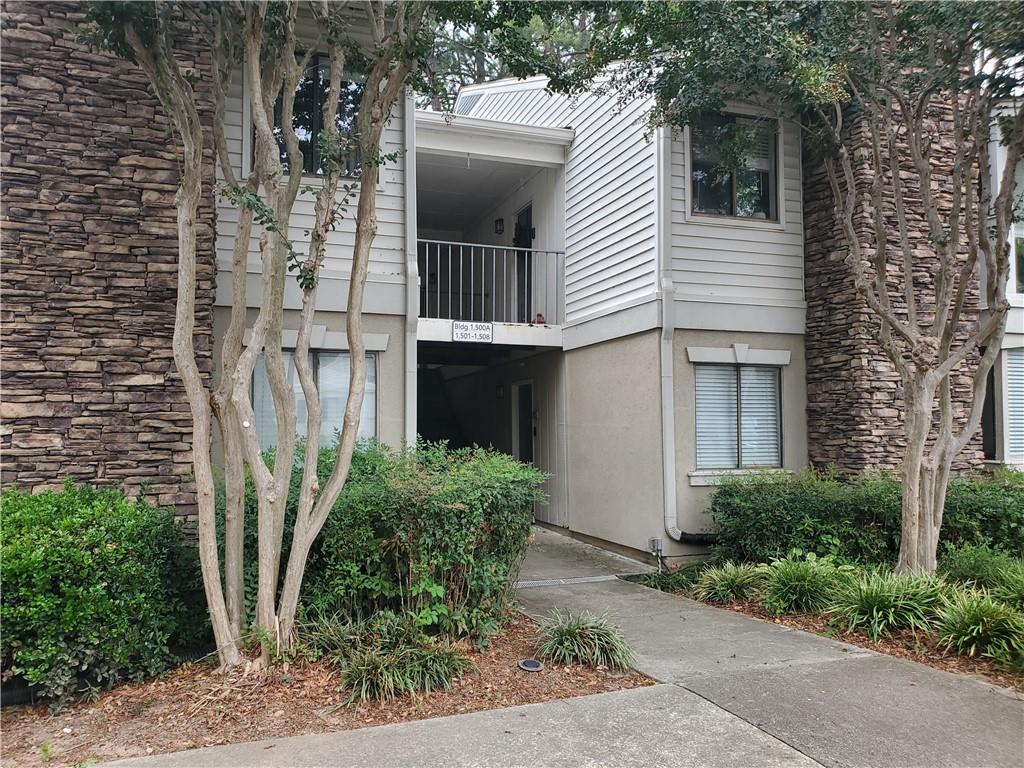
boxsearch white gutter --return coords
[403,88,418,446]
[415,110,575,146]
[654,125,714,548]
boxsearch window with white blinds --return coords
[253,351,377,451]
[695,364,781,470]
[1007,347,1024,462]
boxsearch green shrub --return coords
[537,611,634,670]
[710,469,1024,565]
[935,589,1024,667]
[761,552,849,615]
[223,440,546,643]
[829,569,943,639]
[939,542,1015,586]
[991,565,1024,613]
[692,562,764,603]
[940,543,1024,612]
[1,481,204,704]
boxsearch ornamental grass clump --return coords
[761,552,849,615]
[537,612,635,670]
[301,610,473,702]
[692,562,764,603]
[829,569,943,639]
[935,589,1024,668]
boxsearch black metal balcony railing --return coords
[417,239,564,325]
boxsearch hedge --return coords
[709,469,1024,564]
[221,440,547,642]
[1,481,205,704]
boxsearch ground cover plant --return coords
[760,552,850,616]
[0,482,204,705]
[936,590,1024,668]
[829,570,943,639]
[692,562,764,603]
[537,612,634,670]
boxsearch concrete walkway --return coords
[517,529,1024,768]
[106,528,1023,768]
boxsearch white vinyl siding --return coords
[216,63,406,305]
[459,82,658,323]
[670,121,804,308]
[1008,347,1024,462]
[695,364,781,470]
[253,351,376,451]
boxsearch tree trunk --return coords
[896,379,933,573]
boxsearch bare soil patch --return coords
[721,599,1024,691]
[1,616,651,768]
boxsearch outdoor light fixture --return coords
[494,218,504,234]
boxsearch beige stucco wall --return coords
[563,330,666,555]
[672,328,808,536]
[211,308,408,453]
[443,348,568,527]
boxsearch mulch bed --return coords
[720,598,1024,692]
[1,615,652,768]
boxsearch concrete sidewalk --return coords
[517,529,1024,768]
[106,685,816,768]
[103,528,1023,768]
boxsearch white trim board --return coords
[686,344,792,366]
[242,328,390,352]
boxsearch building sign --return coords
[452,321,493,343]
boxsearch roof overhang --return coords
[415,110,573,167]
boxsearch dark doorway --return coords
[513,205,533,323]
[514,381,534,463]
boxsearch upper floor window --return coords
[695,364,781,470]
[273,54,363,178]
[690,114,778,220]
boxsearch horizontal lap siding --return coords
[216,71,407,300]
[670,124,804,306]
[466,85,657,323]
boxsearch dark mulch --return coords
[720,599,1024,691]
[1,615,652,768]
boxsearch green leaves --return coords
[1,482,204,706]
[537,611,635,670]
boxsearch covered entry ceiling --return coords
[416,153,543,233]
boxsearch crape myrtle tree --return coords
[84,0,572,669]
[571,1,1024,572]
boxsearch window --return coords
[695,364,781,469]
[690,114,778,220]
[272,54,363,177]
[253,350,377,451]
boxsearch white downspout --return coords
[403,89,418,446]
[654,125,682,541]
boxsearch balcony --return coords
[416,239,564,346]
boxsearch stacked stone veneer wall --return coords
[1,2,216,523]
[803,106,984,475]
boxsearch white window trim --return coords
[243,327,389,352]
[688,468,793,487]
[682,104,787,232]
[687,343,791,366]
